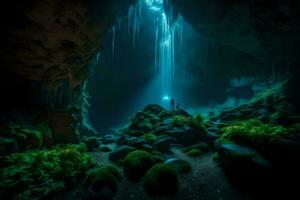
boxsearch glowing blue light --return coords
[163,95,170,101]
[145,0,163,12]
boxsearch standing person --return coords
[170,98,175,111]
[176,103,180,110]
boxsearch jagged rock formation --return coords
[0,0,134,143]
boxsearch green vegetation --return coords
[212,152,220,162]
[191,114,208,133]
[173,115,190,126]
[221,119,289,146]
[99,145,112,152]
[184,143,209,153]
[1,123,53,154]
[166,159,192,174]
[143,163,178,196]
[0,144,95,199]
[142,133,157,144]
[123,150,156,181]
[85,165,121,198]
[185,148,203,157]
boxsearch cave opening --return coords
[85,0,281,134]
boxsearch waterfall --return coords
[125,0,185,103]
[144,0,184,102]
[112,26,116,56]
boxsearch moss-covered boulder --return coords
[185,148,203,157]
[109,145,136,162]
[99,145,112,152]
[123,150,156,181]
[143,163,178,196]
[86,165,121,199]
[82,137,100,151]
[165,158,192,174]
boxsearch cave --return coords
[0,0,299,199]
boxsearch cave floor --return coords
[91,147,254,200]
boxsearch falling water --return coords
[112,26,116,56]
[125,0,185,104]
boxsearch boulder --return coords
[165,158,192,174]
[215,140,271,175]
[83,137,100,151]
[166,127,203,146]
[123,150,157,181]
[101,134,119,145]
[109,145,136,162]
[154,136,177,152]
[143,163,178,196]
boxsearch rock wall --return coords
[0,0,134,143]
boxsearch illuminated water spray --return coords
[126,0,184,103]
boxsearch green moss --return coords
[143,163,178,196]
[212,152,220,162]
[173,115,190,126]
[0,144,95,199]
[99,146,112,152]
[5,122,53,151]
[86,165,121,198]
[142,133,157,144]
[191,114,208,133]
[185,148,203,157]
[123,150,156,181]
[184,143,209,153]
[166,159,192,174]
[221,119,289,146]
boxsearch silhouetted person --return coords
[176,103,180,110]
[170,98,175,111]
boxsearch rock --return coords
[123,150,157,181]
[143,104,165,115]
[140,144,154,152]
[171,109,191,117]
[184,143,210,153]
[154,136,177,152]
[143,163,178,196]
[165,158,192,174]
[185,148,203,157]
[215,140,271,174]
[86,165,121,199]
[126,137,147,148]
[99,145,112,152]
[152,124,174,135]
[101,134,119,145]
[48,112,79,144]
[109,145,136,162]
[83,137,100,151]
[166,127,204,146]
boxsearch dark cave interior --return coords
[0,0,300,200]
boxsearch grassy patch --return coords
[221,119,289,146]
